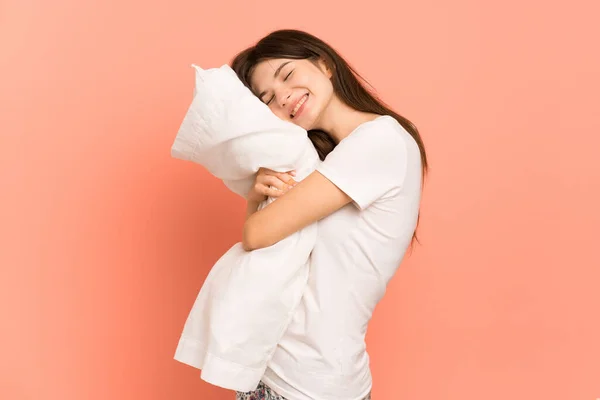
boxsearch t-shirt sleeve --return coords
[315,120,413,210]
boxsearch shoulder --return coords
[315,115,421,210]
[337,115,415,149]
[366,115,422,167]
[327,115,420,170]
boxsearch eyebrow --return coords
[257,61,292,101]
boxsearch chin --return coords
[298,108,321,131]
[297,118,315,131]
[303,113,321,131]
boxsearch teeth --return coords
[292,94,308,116]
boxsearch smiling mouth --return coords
[290,93,309,118]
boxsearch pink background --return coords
[1,0,599,399]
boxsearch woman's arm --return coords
[242,170,352,251]
[242,120,413,251]
[245,199,261,221]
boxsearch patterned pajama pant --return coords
[235,380,372,400]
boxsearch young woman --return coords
[230,29,428,400]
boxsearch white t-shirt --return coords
[261,115,423,400]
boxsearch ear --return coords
[318,58,333,79]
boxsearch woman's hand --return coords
[247,167,298,203]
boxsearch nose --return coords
[275,86,292,109]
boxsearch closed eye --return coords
[266,70,294,106]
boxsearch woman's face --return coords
[249,58,334,130]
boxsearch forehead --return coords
[250,58,292,92]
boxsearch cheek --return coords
[305,76,331,99]
[292,73,313,90]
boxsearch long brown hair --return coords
[230,29,428,246]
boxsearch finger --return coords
[285,171,298,182]
[256,177,285,195]
[262,168,294,181]
[261,168,279,176]
[265,175,290,191]
[263,185,285,197]
[258,169,297,188]
[261,173,291,189]
[275,172,297,186]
